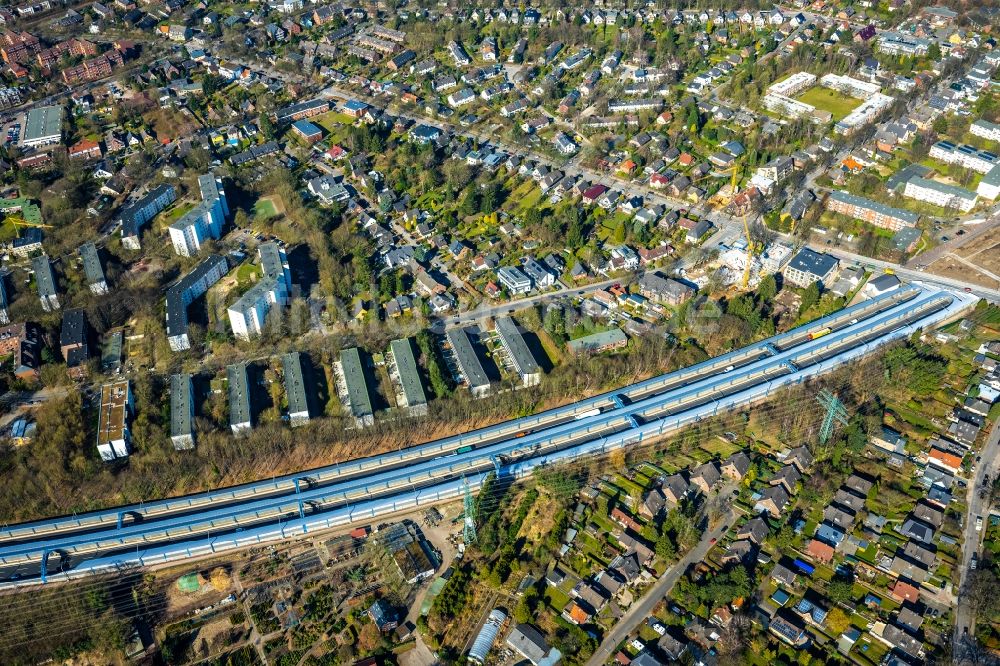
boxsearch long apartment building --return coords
[97,380,133,461]
[903,177,979,212]
[446,326,491,397]
[166,255,228,351]
[79,241,107,295]
[608,98,663,113]
[340,347,375,427]
[389,337,427,416]
[228,362,253,434]
[283,352,311,427]
[835,93,894,135]
[819,73,881,99]
[494,316,541,387]
[168,174,229,257]
[978,164,1000,200]
[274,98,329,124]
[227,242,291,340]
[170,373,195,450]
[929,140,1000,174]
[120,184,177,250]
[878,32,931,57]
[31,254,59,312]
[970,119,1000,143]
[770,72,817,97]
[825,190,919,231]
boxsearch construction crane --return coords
[718,164,758,289]
[8,218,52,238]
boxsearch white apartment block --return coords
[903,177,978,212]
[819,73,881,99]
[168,174,229,257]
[762,93,816,119]
[97,380,133,462]
[929,141,1000,174]
[227,242,291,339]
[978,164,1000,200]
[970,119,1000,143]
[878,32,930,57]
[835,93,894,135]
[768,72,816,97]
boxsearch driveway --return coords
[953,416,1000,664]
[585,510,737,666]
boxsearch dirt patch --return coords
[954,224,1000,276]
[954,224,1000,259]
[145,107,200,142]
[925,255,1000,290]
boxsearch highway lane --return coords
[0,286,962,581]
[0,284,970,585]
[0,285,919,547]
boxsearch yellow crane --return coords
[718,164,757,289]
[8,218,52,238]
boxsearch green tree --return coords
[827,579,854,605]
[259,114,276,140]
[799,281,821,316]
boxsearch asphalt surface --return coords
[953,416,1000,664]
[585,511,737,666]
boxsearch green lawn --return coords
[163,201,196,222]
[254,198,279,220]
[313,111,357,133]
[796,87,861,121]
[699,437,741,458]
[236,263,262,289]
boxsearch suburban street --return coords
[953,416,1000,664]
[431,272,649,332]
[585,511,738,666]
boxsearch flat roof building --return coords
[97,380,132,461]
[79,241,108,294]
[228,362,252,434]
[494,316,541,386]
[826,190,918,231]
[60,307,88,376]
[783,248,839,288]
[228,242,291,340]
[22,105,62,147]
[340,347,375,427]
[0,274,9,324]
[31,254,59,311]
[903,176,979,213]
[389,337,428,415]
[446,327,491,397]
[566,328,628,354]
[119,184,177,250]
[168,174,229,257]
[282,352,311,427]
[170,373,195,450]
[166,255,228,351]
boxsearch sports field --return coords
[254,196,285,220]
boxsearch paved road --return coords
[821,246,1000,303]
[585,511,737,666]
[430,271,648,332]
[908,214,1000,271]
[953,416,1000,664]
